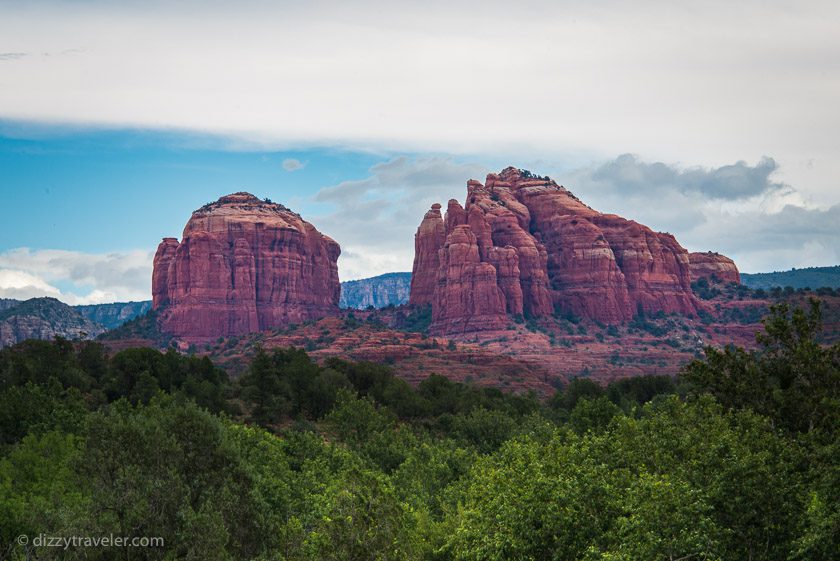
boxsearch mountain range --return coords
[0,299,151,347]
[741,265,840,290]
[339,272,412,309]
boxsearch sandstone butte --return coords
[153,193,341,341]
[410,167,740,335]
[688,251,742,285]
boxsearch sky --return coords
[0,0,838,304]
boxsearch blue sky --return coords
[0,124,504,302]
[0,126,381,252]
[1,0,838,303]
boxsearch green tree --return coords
[239,347,288,426]
[792,433,840,560]
[0,431,85,558]
[452,407,518,454]
[0,380,87,447]
[592,472,720,561]
[549,377,605,416]
[448,432,615,560]
[323,389,395,444]
[302,464,415,561]
[685,299,840,433]
[71,397,273,560]
[603,397,802,560]
[568,396,622,434]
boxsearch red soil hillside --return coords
[101,286,839,396]
[200,289,839,395]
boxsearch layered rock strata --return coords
[688,252,741,284]
[409,204,446,306]
[412,167,723,334]
[152,193,340,341]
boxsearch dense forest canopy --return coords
[0,300,837,560]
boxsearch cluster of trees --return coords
[0,340,228,446]
[0,301,837,560]
[692,276,840,302]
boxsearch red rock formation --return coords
[413,167,715,334]
[152,237,178,309]
[152,193,340,341]
[486,246,523,315]
[444,198,467,232]
[409,203,445,307]
[689,252,741,284]
[434,225,507,333]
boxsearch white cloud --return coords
[318,153,839,279]
[282,158,305,172]
[313,156,488,280]
[0,269,63,300]
[0,0,838,207]
[0,248,153,305]
[583,154,786,201]
[338,247,414,283]
[683,204,840,273]
[562,155,840,273]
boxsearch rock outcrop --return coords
[409,204,446,306]
[74,301,153,330]
[434,225,507,333]
[152,193,340,341]
[0,298,106,347]
[689,252,741,284]
[340,272,412,309]
[412,167,713,334]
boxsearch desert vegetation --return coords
[1,301,837,560]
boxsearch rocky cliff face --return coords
[0,298,106,347]
[412,167,720,334]
[75,301,153,330]
[152,193,341,341]
[409,204,446,306]
[340,273,411,309]
[434,224,508,333]
[689,252,741,284]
